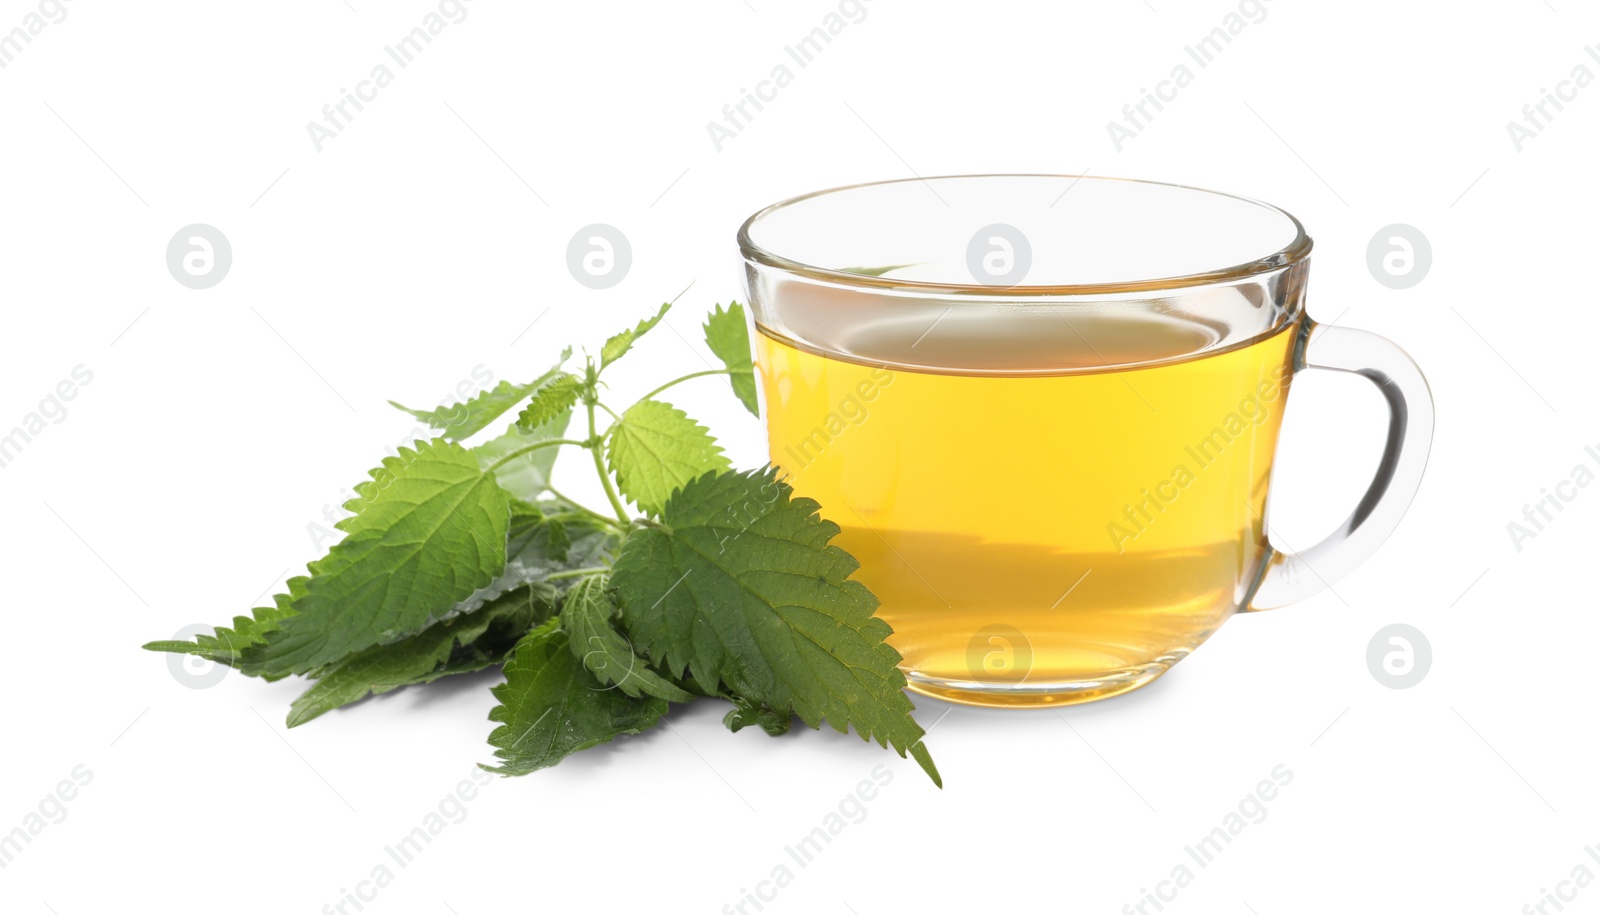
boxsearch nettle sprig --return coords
[145,300,939,785]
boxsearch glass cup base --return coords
[902,656,1183,708]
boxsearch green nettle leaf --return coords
[391,356,572,441]
[724,697,794,737]
[484,620,670,776]
[142,577,308,682]
[702,302,759,417]
[562,574,695,702]
[611,468,940,786]
[605,399,730,517]
[287,584,551,727]
[390,380,532,441]
[542,518,571,562]
[473,412,573,503]
[516,373,582,432]
[536,509,615,572]
[455,503,615,618]
[600,302,670,369]
[243,439,513,677]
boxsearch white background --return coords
[1,1,1595,912]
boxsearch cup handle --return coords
[1246,321,1435,611]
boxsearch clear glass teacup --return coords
[738,175,1433,707]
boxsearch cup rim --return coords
[737,173,1313,296]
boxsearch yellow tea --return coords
[756,310,1300,706]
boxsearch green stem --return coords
[484,438,591,473]
[602,370,737,440]
[544,566,610,582]
[636,369,735,405]
[542,510,609,528]
[544,487,624,530]
[587,400,631,526]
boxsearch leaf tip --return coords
[910,742,942,788]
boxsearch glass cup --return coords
[737,175,1433,707]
